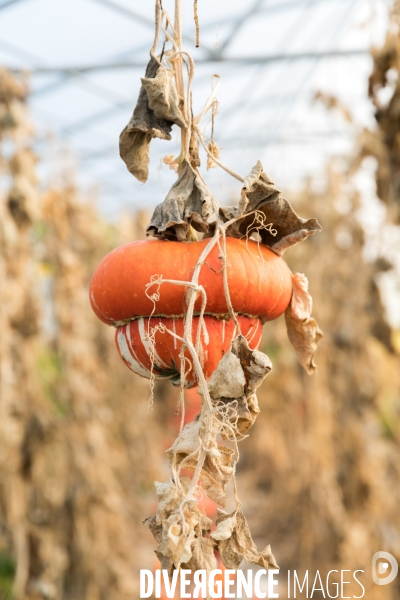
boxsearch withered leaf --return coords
[119,57,180,183]
[183,536,217,600]
[169,445,233,507]
[166,417,202,464]
[141,65,187,130]
[145,478,216,572]
[153,478,185,524]
[285,273,323,374]
[165,414,234,507]
[230,335,272,394]
[166,512,196,566]
[235,393,260,436]
[143,515,163,544]
[203,444,234,495]
[213,509,279,570]
[147,160,218,240]
[207,139,220,170]
[221,161,321,254]
[189,124,201,168]
[210,511,237,541]
[143,514,175,576]
[196,467,227,506]
[207,351,245,399]
[184,446,234,507]
[183,535,218,573]
[154,551,175,577]
[207,336,271,438]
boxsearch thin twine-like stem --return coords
[194,0,200,47]
[174,0,188,165]
[169,50,195,160]
[151,0,162,58]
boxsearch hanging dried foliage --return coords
[120,56,187,182]
[146,159,218,240]
[212,509,278,570]
[144,335,276,579]
[285,273,323,374]
[141,61,187,129]
[219,161,322,254]
[97,0,322,586]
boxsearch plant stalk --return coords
[174,0,187,165]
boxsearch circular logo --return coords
[372,552,398,586]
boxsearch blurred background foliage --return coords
[1,2,400,599]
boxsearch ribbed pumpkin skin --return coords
[116,315,263,388]
[90,238,292,324]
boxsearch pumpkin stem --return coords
[185,224,198,242]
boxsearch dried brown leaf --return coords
[184,452,233,507]
[210,512,237,541]
[119,57,175,183]
[207,351,245,398]
[141,64,187,130]
[147,160,218,240]
[144,513,175,574]
[207,139,220,170]
[189,125,201,168]
[197,468,228,506]
[231,335,272,394]
[166,512,196,566]
[154,479,182,524]
[221,161,321,254]
[207,336,271,438]
[149,521,176,576]
[167,430,234,507]
[145,479,212,571]
[285,273,323,374]
[143,515,163,544]
[144,501,214,578]
[183,536,217,600]
[183,535,217,574]
[235,393,260,436]
[203,445,234,494]
[166,417,202,463]
[213,509,279,570]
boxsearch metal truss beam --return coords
[5,49,368,75]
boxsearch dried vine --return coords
[118,0,322,588]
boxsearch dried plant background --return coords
[0,2,399,600]
[0,69,165,600]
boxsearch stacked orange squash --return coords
[89,237,292,387]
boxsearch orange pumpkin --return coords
[89,237,293,387]
[116,315,263,387]
[89,238,292,325]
